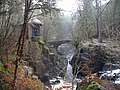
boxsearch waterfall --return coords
[65,53,74,82]
[57,43,75,82]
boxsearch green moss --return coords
[37,38,49,54]
[38,39,45,46]
[87,82,106,90]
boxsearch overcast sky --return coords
[56,0,110,15]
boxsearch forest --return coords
[0,0,120,90]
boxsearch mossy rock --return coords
[87,82,106,90]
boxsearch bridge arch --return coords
[48,40,72,49]
[48,40,76,55]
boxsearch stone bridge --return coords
[48,40,72,49]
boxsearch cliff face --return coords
[70,40,120,77]
[70,41,120,78]
[24,39,67,79]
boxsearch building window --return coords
[31,23,40,37]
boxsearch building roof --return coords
[29,17,44,26]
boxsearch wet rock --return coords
[23,66,33,78]
[32,75,38,80]
[70,40,120,78]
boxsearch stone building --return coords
[15,17,44,41]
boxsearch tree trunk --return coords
[96,0,102,42]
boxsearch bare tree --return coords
[12,0,32,89]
